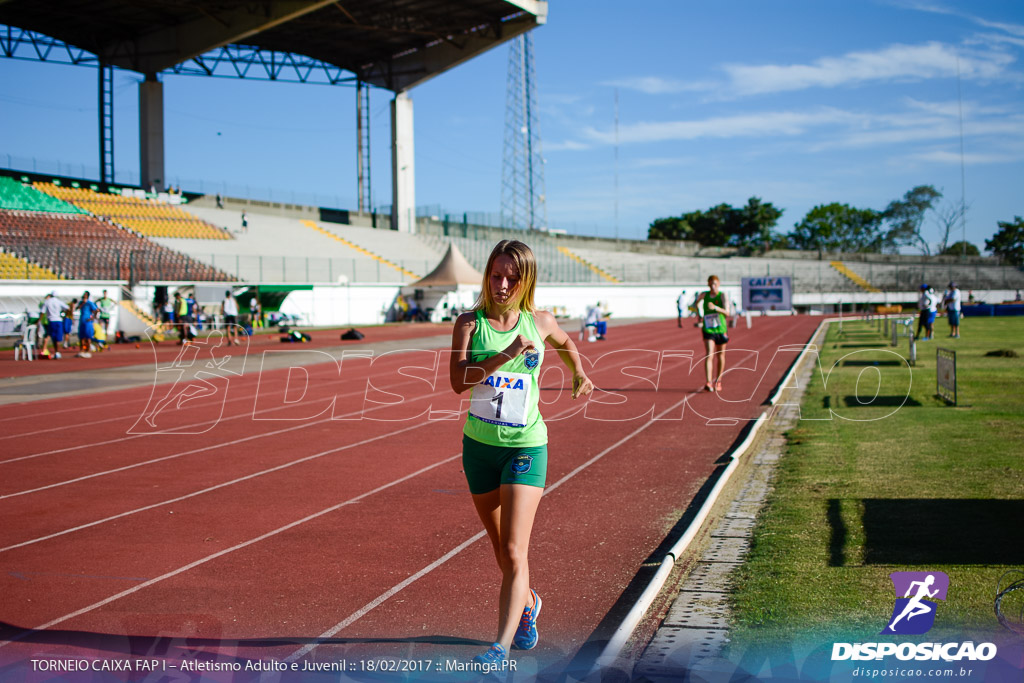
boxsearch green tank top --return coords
[701,291,727,334]
[463,309,547,447]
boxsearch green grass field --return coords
[728,314,1024,648]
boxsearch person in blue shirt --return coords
[77,291,99,355]
[186,293,199,329]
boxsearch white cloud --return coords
[629,157,693,169]
[907,149,1024,164]
[811,114,1024,150]
[579,108,858,145]
[546,139,591,152]
[721,42,1014,96]
[600,76,711,95]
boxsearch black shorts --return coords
[702,331,729,345]
[224,314,237,325]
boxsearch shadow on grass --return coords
[841,396,921,407]
[835,343,889,348]
[828,499,1024,566]
[841,360,904,366]
[822,396,922,409]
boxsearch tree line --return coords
[648,185,1023,265]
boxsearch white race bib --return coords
[703,313,720,329]
[469,370,531,427]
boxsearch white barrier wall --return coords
[535,283,742,320]
[0,280,121,331]
[5,281,1018,329]
[279,284,401,327]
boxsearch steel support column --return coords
[99,63,114,183]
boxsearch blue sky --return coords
[1,0,1022,251]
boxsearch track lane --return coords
[0,317,819,676]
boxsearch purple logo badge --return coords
[882,571,949,635]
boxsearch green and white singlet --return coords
[701,291,727,334]
[463,309,547,448]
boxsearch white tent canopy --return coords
[403,243,483,321]
[409,242,484,288]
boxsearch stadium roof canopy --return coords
[0,0,547,91]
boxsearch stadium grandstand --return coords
[3,167,1024,328]
[1,0,1021,329]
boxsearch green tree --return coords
[789,203,883,253]
[882,185,942,253]
[734,196,784,251]
[986,217,1024,266]
[648,216,693,241]
[648,197,783,250]
[940,240,980,257]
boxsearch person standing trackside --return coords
[40,291,69,359]
[693,275,731,392]
[241,210,248,234]
[77,291,99,356]
[221,289,242,345]
[942,282,962,339]
[96,289,116,334]
[676,290,688,328]
[449,239,594,670]
[249,291,262,328]
[173,292,190,344]
[916,284,937,341]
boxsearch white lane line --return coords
[1,327,689,497]
[0,378,265,440]
[3,328,704,637]
[0,419,431,554]
[0,350,429,465]
[0,324,686,462]
[288,389,699,660]
[0,394,147,423]
[1,331,698,553]
[0,370,451,500]
[0,417,327,502]
[0,452,463,647]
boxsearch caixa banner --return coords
[742,276,792,312]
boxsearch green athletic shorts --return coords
[462,434,548,494]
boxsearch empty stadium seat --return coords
[33,182,233,240]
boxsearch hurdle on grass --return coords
[936,348,957,405]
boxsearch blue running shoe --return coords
[472,642,507,671]
[512,589,542,650]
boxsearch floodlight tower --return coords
[501,32,547,231]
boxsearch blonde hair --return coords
[474,240,538,312]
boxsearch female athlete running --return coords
[449,239,593,668]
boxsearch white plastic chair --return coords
[14,324,36,361]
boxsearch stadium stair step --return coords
[830,261,881,293]
[556,246,621,283]
[120,300,170,339]
[299,219,420,280]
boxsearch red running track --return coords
[0,322,454,379]
[0,316,820,681]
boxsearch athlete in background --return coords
[693,275,731,392]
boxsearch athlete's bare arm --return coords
[535,310,593,399]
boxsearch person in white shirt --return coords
[581,303,604,342]
[942,282,962,339]
[221,290,241,346]
[916,284,938,341]
[676,290,687,328]
[40,291,69,359]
